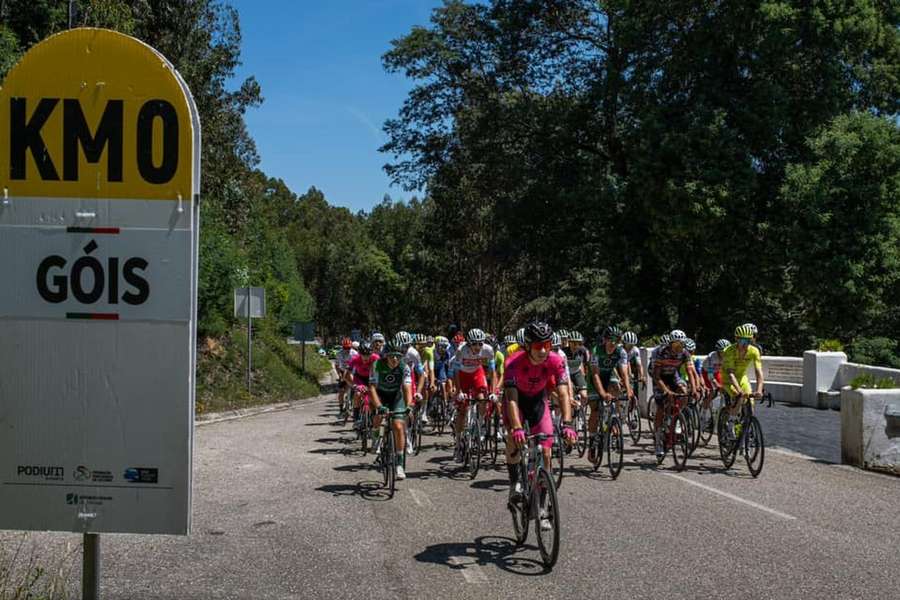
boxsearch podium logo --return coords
[17,465,64,480]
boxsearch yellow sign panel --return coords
[0,28,193,201]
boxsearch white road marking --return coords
[408,488,433,508]
[662,473,797,520]
[448,556,488,583]
[768,446,820,461]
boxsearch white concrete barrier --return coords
[841,387,900,475]
[803,351,847,408]
[836,362,900,389]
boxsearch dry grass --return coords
[0,533,78,600]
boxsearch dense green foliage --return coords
[375,0,900,363]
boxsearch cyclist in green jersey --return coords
[370,342,414,480]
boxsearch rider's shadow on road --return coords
[314,481,391,502]
[415,536,547,576]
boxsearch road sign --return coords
[293,321,315,341]
[234,287,266,319]
[0,29,199,536]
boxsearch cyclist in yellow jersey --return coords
[721,324,764,423]
[420,335,436,423]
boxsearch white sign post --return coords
[234,287,266,391]
[0,28,200,598]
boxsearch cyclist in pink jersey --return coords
[504,322,576,504]
[343,342,380,427]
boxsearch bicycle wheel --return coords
[607,417,624,479]
[684,405,700,457]
[699,404,715,447]
[432,395,445,434]
[744,416,765,477]
[468,424,482,480]
[489,412,500,465]
[510,462,529,545]
[575,408,588,458]
[415,409,424,456]
[361,410,370,455]
[534,467,561,569]
[627,399,642,445]
[671,413,689,472]
[718,411,738,469]
[646,398,657,434]
[590,431,603,471]
[551,431,564,490]
[383,433,395,495]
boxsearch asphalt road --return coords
[4,391,898,599]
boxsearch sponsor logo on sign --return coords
[73,466,114,483]
[123,467,158,484]
[17,465,64,480]
[66,493,112,506]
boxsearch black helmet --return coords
[359,341,373,355]
[384,342,403,357]
[524,321,553,344]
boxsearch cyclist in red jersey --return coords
[504,322,576,504]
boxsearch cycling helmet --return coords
[734,324,754,338]
[524,321,553,344]
[394,331,413,347]
[341,337,352,349]
[516,328,526,345]
[603,325,622,340]
[371,332,385,343]
[351,341,360,349]
[466,328,486,344]
[415,333,427,344]
[743,322,758,336]
[426,335,434,343]
[558,329,570,340]
[435,335,450,347]
[383,342,403,357]
[551,332,561,348]
[453,333,465,345]
[685,338,696,353]
[622,331,638,345]
[715,339,731,352]
[659,334,672,346]
[503,334,516,345]
[570,330,584,343]
[359,341,372,355]
[670,330,687,343]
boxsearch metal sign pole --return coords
[246,287,252,393]
[82,533,100,600]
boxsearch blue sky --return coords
[229,0,443,212]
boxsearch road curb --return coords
[196,368,337,427]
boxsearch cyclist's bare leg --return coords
[392,417,405,456]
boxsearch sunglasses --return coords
[737,337,753,343]
[530,341,552,352]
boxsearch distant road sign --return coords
[293,321,315,341]
[234,287,266,319]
